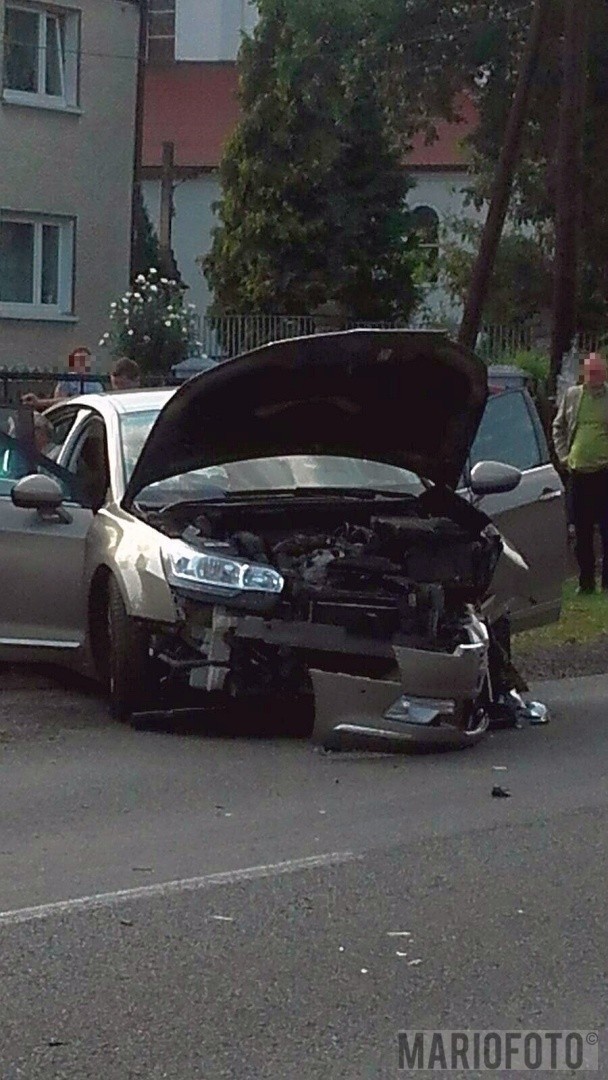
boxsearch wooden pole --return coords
[549,0,590,395]
[129,0,149,281]
[458,0,551,352]
[159,140,175,276]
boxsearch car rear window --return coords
[470,390,545,472]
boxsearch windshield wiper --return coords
[222,486,415,501]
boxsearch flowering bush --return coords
[99,269,199,375]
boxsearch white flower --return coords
[133,292,142,301]
[128,329,134,336]
[188,303,196,310]
[149,284,158,293]
[149,267,158,275]
[160,277,169,285]
[125,292,132,299]
[164,320,172,328]
[110,302,118,310]
[136,274,146,285]
[98,338,105,347]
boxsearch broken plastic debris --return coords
[319,810,327,815]
[339,946,345,952]
[408,959,423,967]
[211,915,234,922]
[387,931,412,938]
[492,785,511,798]
[526,701,550,725]
[361,968,369,974]
[492,766,508,772]
[119,919,134,927]
[396,951,408,958]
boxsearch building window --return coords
[0,213,74,319]
[411,205,440,284]
[147,0,175,63]
[3,4,80,109]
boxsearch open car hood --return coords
[123,330,488,506]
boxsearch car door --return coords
[0,406,94,658]
[464,389,568,632]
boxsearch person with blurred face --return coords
[22,347,104,411]
[553,352,608,593]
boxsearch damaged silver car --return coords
[0,330,566,748]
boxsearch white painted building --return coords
[142,0,481,322]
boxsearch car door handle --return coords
[539,488,562,502]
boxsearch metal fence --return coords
[1,318,606,404]
[195,313,411,360]
[196,315,606,363]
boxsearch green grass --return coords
[514,579,608,651]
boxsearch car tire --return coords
[107,575,157,723]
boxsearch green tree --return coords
[204,0,420,321]
[450,0,608,331]
[130,184,161,282]
[440,218,552,325]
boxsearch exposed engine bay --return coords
[141,486,508,744]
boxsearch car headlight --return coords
[162,540,284,595]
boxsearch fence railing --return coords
[195,315,606,362]
[1,318,606,404]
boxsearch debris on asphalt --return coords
[132,866,154,872]
[526,701,550,725]
[119,919,134,927]
[339,946,345,952]
[408,959,423,967]
[492,785,511,798]
[492,766,508,772]
[387,931,412,938]
[396,951,408,958]
[211,915,234,922]
[319,810,327,815]
[360,968,369,974]
[48,1038,67,1047]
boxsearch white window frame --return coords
[0,212,75,321]
[2,3,80,111]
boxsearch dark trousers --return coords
[571,468,608,589]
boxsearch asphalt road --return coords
[1,668,607,1078]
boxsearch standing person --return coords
[22,347,104,411]
[553,352,608,593]
[109,357,141,390]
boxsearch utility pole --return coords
[129,0,149,280]
[458,0,551,352]
[549,0,590,395]
[159,140,176,277]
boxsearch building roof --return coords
[142,64,478,174]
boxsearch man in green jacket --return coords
[553,353,608,593]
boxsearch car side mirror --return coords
[12,474,64,511]
[470,460,522,498]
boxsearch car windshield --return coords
[121,409,423,504]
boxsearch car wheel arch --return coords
[88,565,131,679]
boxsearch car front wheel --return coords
[107,575,157,723]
